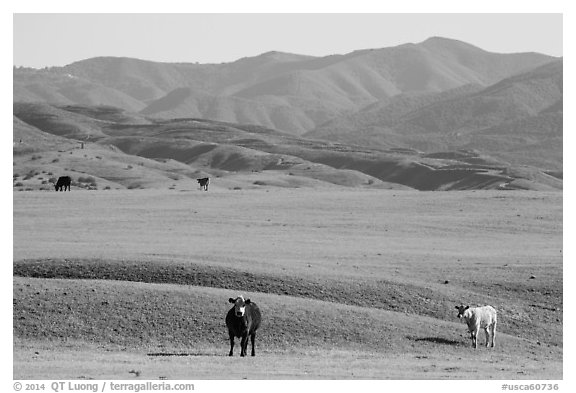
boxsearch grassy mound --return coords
[14,258,562,348]
[18,276,549,357]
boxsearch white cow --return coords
[455,305,497,349]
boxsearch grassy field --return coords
[12,188,563,379]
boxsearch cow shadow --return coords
[407,336,462,346]
[147,352,223,357]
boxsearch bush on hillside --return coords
[78,176,97,186]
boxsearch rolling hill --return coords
[13,37,562,190]
[14,37,557,136]
[13,101,561,191]
[306,60,563,171]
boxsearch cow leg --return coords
[240,335,248,357]
[228,334,235,356]
[250,332,256,357]
[471,329,478,349]
[484,327,490,347]
[491,322,497,348]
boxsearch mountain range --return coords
[13,37,562,191]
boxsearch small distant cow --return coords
[54,176,71,192]
[197,177,210,191]
[226,295,261,357]
[455,305,497,349]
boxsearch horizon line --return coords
[12,35,563,70]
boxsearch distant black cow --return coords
[197,177,210,191]
[54,176,71,192]
[226,295,261,357]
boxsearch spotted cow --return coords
[197,177,209,191]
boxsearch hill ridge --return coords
[14,37,557,136]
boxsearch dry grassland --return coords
[13,188,562,379]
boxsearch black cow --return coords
[226,296,261,357]
[197,177,209,191]
[54,176,71,192]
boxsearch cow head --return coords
[455,305,469,318]
[229,296,251,317]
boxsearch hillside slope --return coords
[14,37,557,135]
[307,60,563,171]
[13,102,561,191]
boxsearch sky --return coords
[13,13,563,68]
